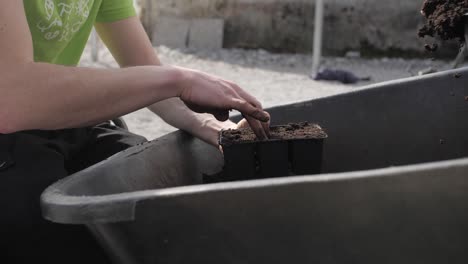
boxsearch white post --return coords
[91,29,99,62]
[146,0,153,42]
[465,16,468,42]
[452,16,468,69]
[312,0,324,76]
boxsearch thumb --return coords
[236,118,249,129]
[213,111,230,121]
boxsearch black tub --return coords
[42,68,468,264]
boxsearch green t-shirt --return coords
[23,0,136,66]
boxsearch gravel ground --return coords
[80,43,452,140]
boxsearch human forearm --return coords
[0,62,182,133]
[148,99,236,145]
[97,18,236,144]
[0,4,268,137]
[95,17,269,142]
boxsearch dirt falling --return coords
[418,0,468,41]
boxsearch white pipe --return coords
[146,0,153,42]
[312,0,324,76]
[465,17,468,52]
[91,29,98,62]
[452,16,468,69]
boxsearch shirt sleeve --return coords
[95,0,136,23]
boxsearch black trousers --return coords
[0,122,147,264]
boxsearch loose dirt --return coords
[419,0,468,41]
[221,122,327,144]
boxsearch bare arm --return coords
[95,17,270,145]
[0,2,268,134]
[0,2,181,133]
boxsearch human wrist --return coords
[164,65,192,98]
[197,117,237,146]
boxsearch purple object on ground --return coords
[314,68,370,84]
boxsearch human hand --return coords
[175,67,270,139]
[215,118,270,152]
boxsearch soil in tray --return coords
[269,122,328,140]
[205,122,327,183]
[418,0,468,41]
[221,122,327,143]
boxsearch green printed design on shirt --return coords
[35,0,93,42]
[23,0,135,66]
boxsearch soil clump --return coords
[221,122,327,144]
[419,0,468,41]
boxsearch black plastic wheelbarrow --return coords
[41,67,468,264]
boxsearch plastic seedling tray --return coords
[218,122,327,182]
[219,132,257,180]
[290,138,325,175]
[280,123,327,175]
[257,140,289,178]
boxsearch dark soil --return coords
[418,0,468,41]
[221,122,327,144]
[221,128,257,143]
[269,122,328,140]
[424,43,439,52]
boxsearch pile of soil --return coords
[221,128,257,143]
[418,0,468,41]
[269,122,328,140]
[221,122,327,144]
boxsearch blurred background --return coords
[81,0,463,140]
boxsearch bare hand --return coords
[176,67,270,139]
[216,118,270,152]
